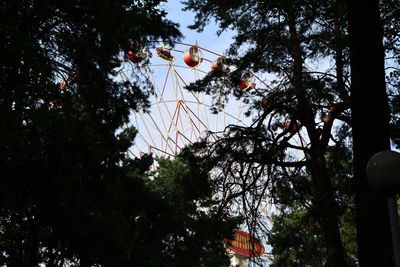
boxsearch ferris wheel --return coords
[117,41,290,264]
[116,41,250,158]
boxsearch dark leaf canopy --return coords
[0,0,237,266]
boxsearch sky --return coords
[164,1,235,54]
[125,1,251,158]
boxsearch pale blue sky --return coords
[126,2,249,158]
[164,1,235,54]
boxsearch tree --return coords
[0,0,238,266]
[141,156,240,267]
[346,0,395,265]
[268,145,357,266]
[381,0,400,149]
[0,0,178,264]
[182,0,399,265]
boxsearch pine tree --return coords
[182,0,399,265]
[0,0,238,266]
[347,0,395,265]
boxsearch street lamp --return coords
[367,150,400,267]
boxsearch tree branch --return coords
[321,101,351,148]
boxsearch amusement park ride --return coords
[51,40,305,161]
[113,40,315,266]
[120,41,270,265]
[117,41,259,158]
[47,40,311,265]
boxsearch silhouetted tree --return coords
[0,0,238,266]
[182,0,399,265]
[347,0,395,265]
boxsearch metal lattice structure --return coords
[118,41,248,158]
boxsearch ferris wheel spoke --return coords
[174,132,179,154]
[179,102,201,135]
[164,136,181,155]
[138,113,159,150]
[145,112,175,155]
[236,98,245,126]
[149,145,174,157]
[175,101,181,128]
[159,64,171,101]
[177,130,194,145]
[172,66,201,103]
[167,102,180,133]
[181,102,208,130]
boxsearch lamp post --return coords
[367,150,400,267]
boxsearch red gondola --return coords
[182,45,203,67]
[156,45,174,61]
[237,73,256,91]
[211,56,229,73]
[238,79,256,90]
[127,51,148,63]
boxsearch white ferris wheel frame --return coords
[118,41,248,158]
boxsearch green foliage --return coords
[0,0,238,266]
[141,156,239,266]
[269,209,326,266]
[180,0,400,265]
[268,145,357,266]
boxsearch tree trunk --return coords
[310,149,348,267]
[286,5,348,266]
[333,5,350,103]
[346,0,394,266]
